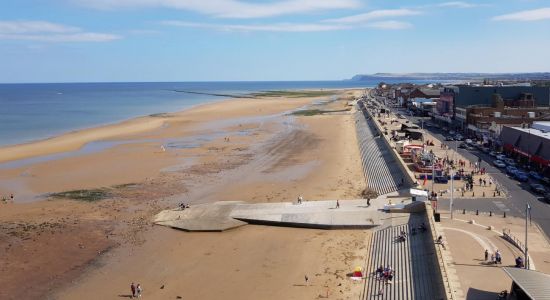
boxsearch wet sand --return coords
[0,89,369,299]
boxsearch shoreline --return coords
[0,88,356,164]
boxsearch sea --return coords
[0,80,420,147]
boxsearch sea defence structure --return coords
[354,101,413,195]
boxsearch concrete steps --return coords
[363,216,441,299]
[355,102,407,196]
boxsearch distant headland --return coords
[350,72,550,81]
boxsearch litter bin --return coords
[434,213,441,222]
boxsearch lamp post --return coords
[450,168,454,220]
[525,203,531,269]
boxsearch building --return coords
[432,85,550,139]
[500,122,550,171]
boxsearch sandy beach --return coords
[0,89,369,299]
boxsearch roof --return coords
[419,88,441,97]
[503,267,550,300]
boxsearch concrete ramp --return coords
[154,198,409,231]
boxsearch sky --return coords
[1,0,550,83]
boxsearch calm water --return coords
[0,80,407,147]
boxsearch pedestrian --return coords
[491,253,495,264]
[298,195,303,204]
[10,193,14,202]
[483,179,486,186]
[489,178,493,186]
[131,282,136,298]
[136,284,142,298]
[484,249,489,261]
[336,200,340,209]
[305,275,309,285]
[367,198,371,207]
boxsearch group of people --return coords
[375,266,394,282]
[130,282,142,298]
[515,256,525,268]
[179,202,190,210]
[1,193,14,203]
[484,249,503,264]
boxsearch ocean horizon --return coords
[0,80,426,147]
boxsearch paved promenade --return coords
[437,212,550,299]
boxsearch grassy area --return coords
[49,188,112,202]
[291,108,351,116]
[252,90,335,98]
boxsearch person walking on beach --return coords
[305,275,309,285]
[367,198,371,207]
[130,282,136,298]
[336,200,340,209]
[136,283,142,298]
[484,249,489,261]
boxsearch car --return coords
[504,158,517,167]
[496,154,507,161]
[506,166,518,175]
[455,135,464,141]
[449,130,456,135]
[481,147,490,153]
[458,143,467,149]
[514,171,529,182]
[542,177,550,186]
[493,160,506,168]
[465,139,473,144]
[543,193,550,203]
[434,176,449,183]
[465,145,476,151]
[530,183,546,194]
[424,122,432,127]
[529,171,543,181]
[444,136,454,141]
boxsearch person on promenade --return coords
[298,195,303,204]
[136,284,142,298]
[336,200,340,209]
[484,249,489,261]
[130,282,136,298]
[305,275,309,285]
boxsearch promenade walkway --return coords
[355,102,410,196]
[362,213,444,299]
[438,212,550,299]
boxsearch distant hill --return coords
[350,73,550,81]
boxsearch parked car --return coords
[542,177,550,186]
[458,143,467,149]
[465,138,473,144]
[514,171,529,182]
[449,130,456,135]
[496,154,507,161]
[454,134,464,141]
[530,183,546,194]
[481,147,490,153]
[529,171,543,181]
[506,166,518,176]
[493,160,506,168]
[444,136,454,141]
[434,176,449,184]
[504,158,517,167]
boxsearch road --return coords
[393,108,550,240]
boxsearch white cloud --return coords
[367,20,412,30]
[162,20,350,32]
[324,9,422,23]
[492,7,550,22]
[436,2,479,9]
[75,0,360,18]
[0,21,121,42]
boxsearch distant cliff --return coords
[350,73,550,81]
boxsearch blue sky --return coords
[1,0,550,83]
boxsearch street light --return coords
[525,203,531,269]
